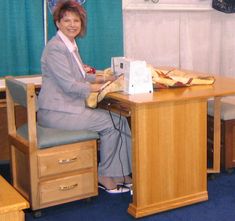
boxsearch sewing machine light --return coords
[111,57,126,77]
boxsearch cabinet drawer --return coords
[39,172,96,205]
[38,143,96,177]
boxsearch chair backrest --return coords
[6,77,99,150]
[5,77,27,107]
[5,76,38,148]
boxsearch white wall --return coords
[123,0,235,77]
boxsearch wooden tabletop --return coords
[1,71,235,103]
[0,176,29,214]
[0,75,41,92]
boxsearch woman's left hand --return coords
[104,75,117,82]
[95,74,117,83]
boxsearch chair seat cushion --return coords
[17,124,99,149]
[208,100,235,120]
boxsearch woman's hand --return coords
[104,75,117,82]
[90,83,104,92]
[95,74,117,83]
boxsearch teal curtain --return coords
[80,0,124,70]
[0,0,123,77]
[0,1,44,76]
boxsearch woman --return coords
[37,0,132,193]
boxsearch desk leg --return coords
[207,97,221,173]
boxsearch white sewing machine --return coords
[111,57,153,94]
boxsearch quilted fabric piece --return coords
[151,67,215,89]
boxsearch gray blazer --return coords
[38,34,96,114]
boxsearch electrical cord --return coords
[97,102,127,184]
[109,108,126,184]
[95,79,130,184]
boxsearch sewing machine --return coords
[111,57,153,94]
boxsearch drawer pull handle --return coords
[59,183,78,191]
[58,157,77,164]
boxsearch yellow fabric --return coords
[86,70,123,108]
[151,67,215,89]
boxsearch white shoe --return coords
[98,183,130,194]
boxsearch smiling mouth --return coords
[67,29,78,32]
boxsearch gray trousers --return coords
[37,108,132,177]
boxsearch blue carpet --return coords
[1,163,235,221]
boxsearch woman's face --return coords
[56,11,81,42]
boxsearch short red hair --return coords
[53,0,87,37]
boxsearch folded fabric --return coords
[151,67,215,89]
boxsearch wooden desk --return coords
[102,75,235,218]
[0,176,29,221]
